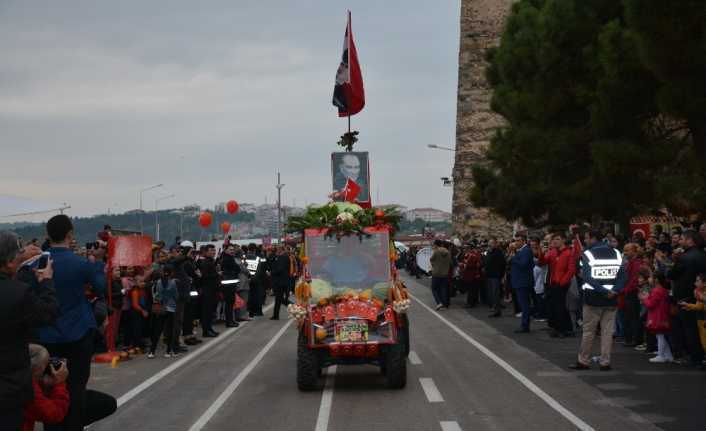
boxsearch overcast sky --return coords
[0,1,460,220]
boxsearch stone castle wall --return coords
[452,0,514,239]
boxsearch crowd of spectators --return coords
[0,214,303,431]
[404,221,706,370]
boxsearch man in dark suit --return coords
[510,233,535,333]
[220,245,240,328]
[270,246,291,320]
[198,245,220,337]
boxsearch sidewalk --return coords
[417,277,705,431]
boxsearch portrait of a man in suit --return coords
[331,151,370,202]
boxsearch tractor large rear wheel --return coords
[297,331,320,391]
[383,339,407,389]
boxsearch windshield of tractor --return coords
[305,228,391,291]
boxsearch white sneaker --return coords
[435,304,443,311]
[164,353,172,358]
[147,353,155,359]
[649,356,668,363]
[515,313,522,318]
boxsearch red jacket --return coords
[642,285,671,334]
[22,379,70,431]
[461,251,483,282]
[623,258,643,295]
[539,239,582,287]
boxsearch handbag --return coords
[151,302,164,315]
[233,293,245,310]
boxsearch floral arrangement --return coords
[392,299,411,313]
[287,303,307,321]
[285,202,401,240]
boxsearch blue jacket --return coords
[155,278,178,313]
[510,245,534,289]
[39,247,106,343]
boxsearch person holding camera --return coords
[38,215,106,431]
[0,231,59,431]
[22,344,70,431]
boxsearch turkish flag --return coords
[342,178,361,202]
[332,11,365,117]
[629,223,651,239]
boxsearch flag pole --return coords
[347,10,352,142]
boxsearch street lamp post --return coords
[427,144,456,152]
[155,194,176,241]
[428,145,456,188]
[276,172,285,244]
[139,184,163,234]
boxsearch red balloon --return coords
[198,212,212,228]
[226,200,239,214]
[220,221,231,234]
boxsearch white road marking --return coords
[419,377,445,403]
[409,350,423,365]
[440,421,462,431]
[187,318,293,431]
[409,292,595,431]
[314,365,338,431]
[116,302,274,408]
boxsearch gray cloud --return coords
[0,0,460,218]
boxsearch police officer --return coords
[220,244,240,327]
[570,230,627,371]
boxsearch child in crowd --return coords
[641,273,673,363]
[128,275,149,351]
[121,266,135,350]
[635,268,656,353]
[149,265,179,358]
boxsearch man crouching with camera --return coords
[22,344,69,431]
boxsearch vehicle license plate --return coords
[335,320,368,342]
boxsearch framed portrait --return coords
[331,151,371,205]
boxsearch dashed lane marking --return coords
[440,421,462,431]
[116,302,274,408]
[187,318,293,431]
[314,365,338,431]
[409,292,595,431]
[419,377,445,403]
[409,350,423,365]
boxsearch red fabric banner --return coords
[108,236,153,268]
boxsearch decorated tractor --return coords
[286,202,410,390]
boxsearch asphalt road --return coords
[86,276,677,431]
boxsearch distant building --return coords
[377,204,408,214]
[404,208,452,223]
[239,203,257,213]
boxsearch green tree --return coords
[471,0,697,226]
[623,0,706,209]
